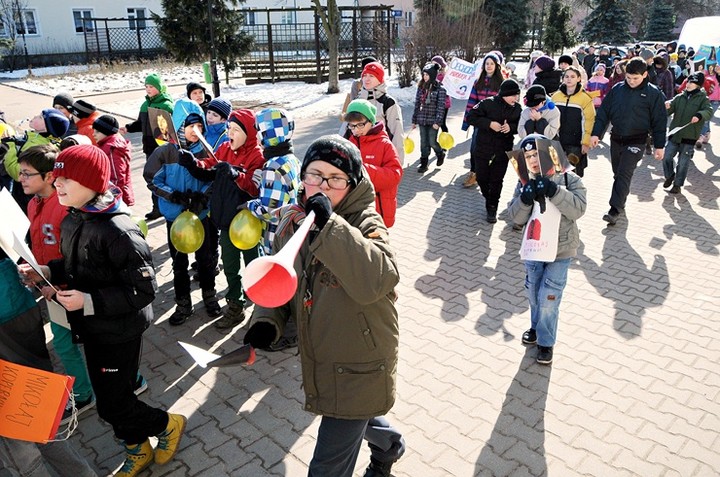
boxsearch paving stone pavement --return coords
[5,84,719,476]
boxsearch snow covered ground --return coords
[0,60,529,120]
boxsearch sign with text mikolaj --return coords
[0,359,74,443]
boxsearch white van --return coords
[677,16,720,50]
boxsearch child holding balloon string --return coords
[146,98,221,326]
[177,109,266,330]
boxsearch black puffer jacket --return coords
[466,95,521,153]
[533,69,563,94]
[47,209,156,344]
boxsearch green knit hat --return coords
[346,99,377,124]
[145,73,165,93]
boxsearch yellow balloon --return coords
[170,211,205,254]
[403,137,415,154]
[438,132,455,150]
[133,216,149,237]
[229,209,263,250]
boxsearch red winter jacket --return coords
[98,133,135,206]
[75,112,101,145]
[346,123,403,227]
[193,109,266,229]
[27,191,68,265]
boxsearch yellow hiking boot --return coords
[114,440,153,477]
[155,413,187,465]
[462,172,477,188]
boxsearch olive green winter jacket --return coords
[250,172,400,420]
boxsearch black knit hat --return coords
[92,114,119,136]
[53,92,74,110]
[524,84,547,107]
[186,82,206,98]
[688,72,705,86]
[70,99,96,119]
[422,63,440,83]
[558,55,573,66]
[498,79,520,97]
[301,135,363,188]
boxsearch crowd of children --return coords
[0,40,717,475]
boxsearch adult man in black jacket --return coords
[590,58,667,225]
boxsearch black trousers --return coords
[84,336,168,444]
[474,149,511,211]
[166,216,219,299]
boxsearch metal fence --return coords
[81,7,393,83]
[83,17,165,62]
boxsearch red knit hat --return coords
[362,62,385,84]
[53,145,111,194]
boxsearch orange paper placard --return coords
[0,359,74,443]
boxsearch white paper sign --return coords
[46,299,70,329]
[520,200,562,262]
[442,58,483,100]
[0,188,31,263]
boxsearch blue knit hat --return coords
[255,108,294,148]
[207,97,232,120]
[41,108,70,138]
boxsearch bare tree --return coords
[0,0,26,72]
[312,0,341,94]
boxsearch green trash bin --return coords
[202,62,212,84]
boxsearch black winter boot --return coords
[169,296,193,326]
[363,457,394,477]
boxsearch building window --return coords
[405,11,413,27]
[73,9,94,33]
[127,7,147,31]
[245,11,255,26]
[280,11,293,24]
[15,9,38,35]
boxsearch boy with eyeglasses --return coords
[343,99,403,228]
[244,135,405,477]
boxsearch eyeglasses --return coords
[18,171,43,180]
[347,121,369,130]
[302,172,351,190]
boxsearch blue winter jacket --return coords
[148,99,211,222]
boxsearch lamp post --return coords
[207,0,221,97]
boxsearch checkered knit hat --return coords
[255,108,294,148]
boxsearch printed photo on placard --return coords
[536,137,573,176]
[507,149,530,185]
[149,107,178,146]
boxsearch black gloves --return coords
[535,176,558,198]
[520,181,537,206]
[177,149,196,169]
[169,190,187,206]
[215,161,239,180]
[243,322,276,349]
[305,193,332,231]
[187,191,209,214]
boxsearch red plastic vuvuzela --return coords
[242,211,316,308]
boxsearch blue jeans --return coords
[700,100,718,136]
[308,416,405,477]
[524,258,572,348]
[418,125,443,166]
[662,141,695,187]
